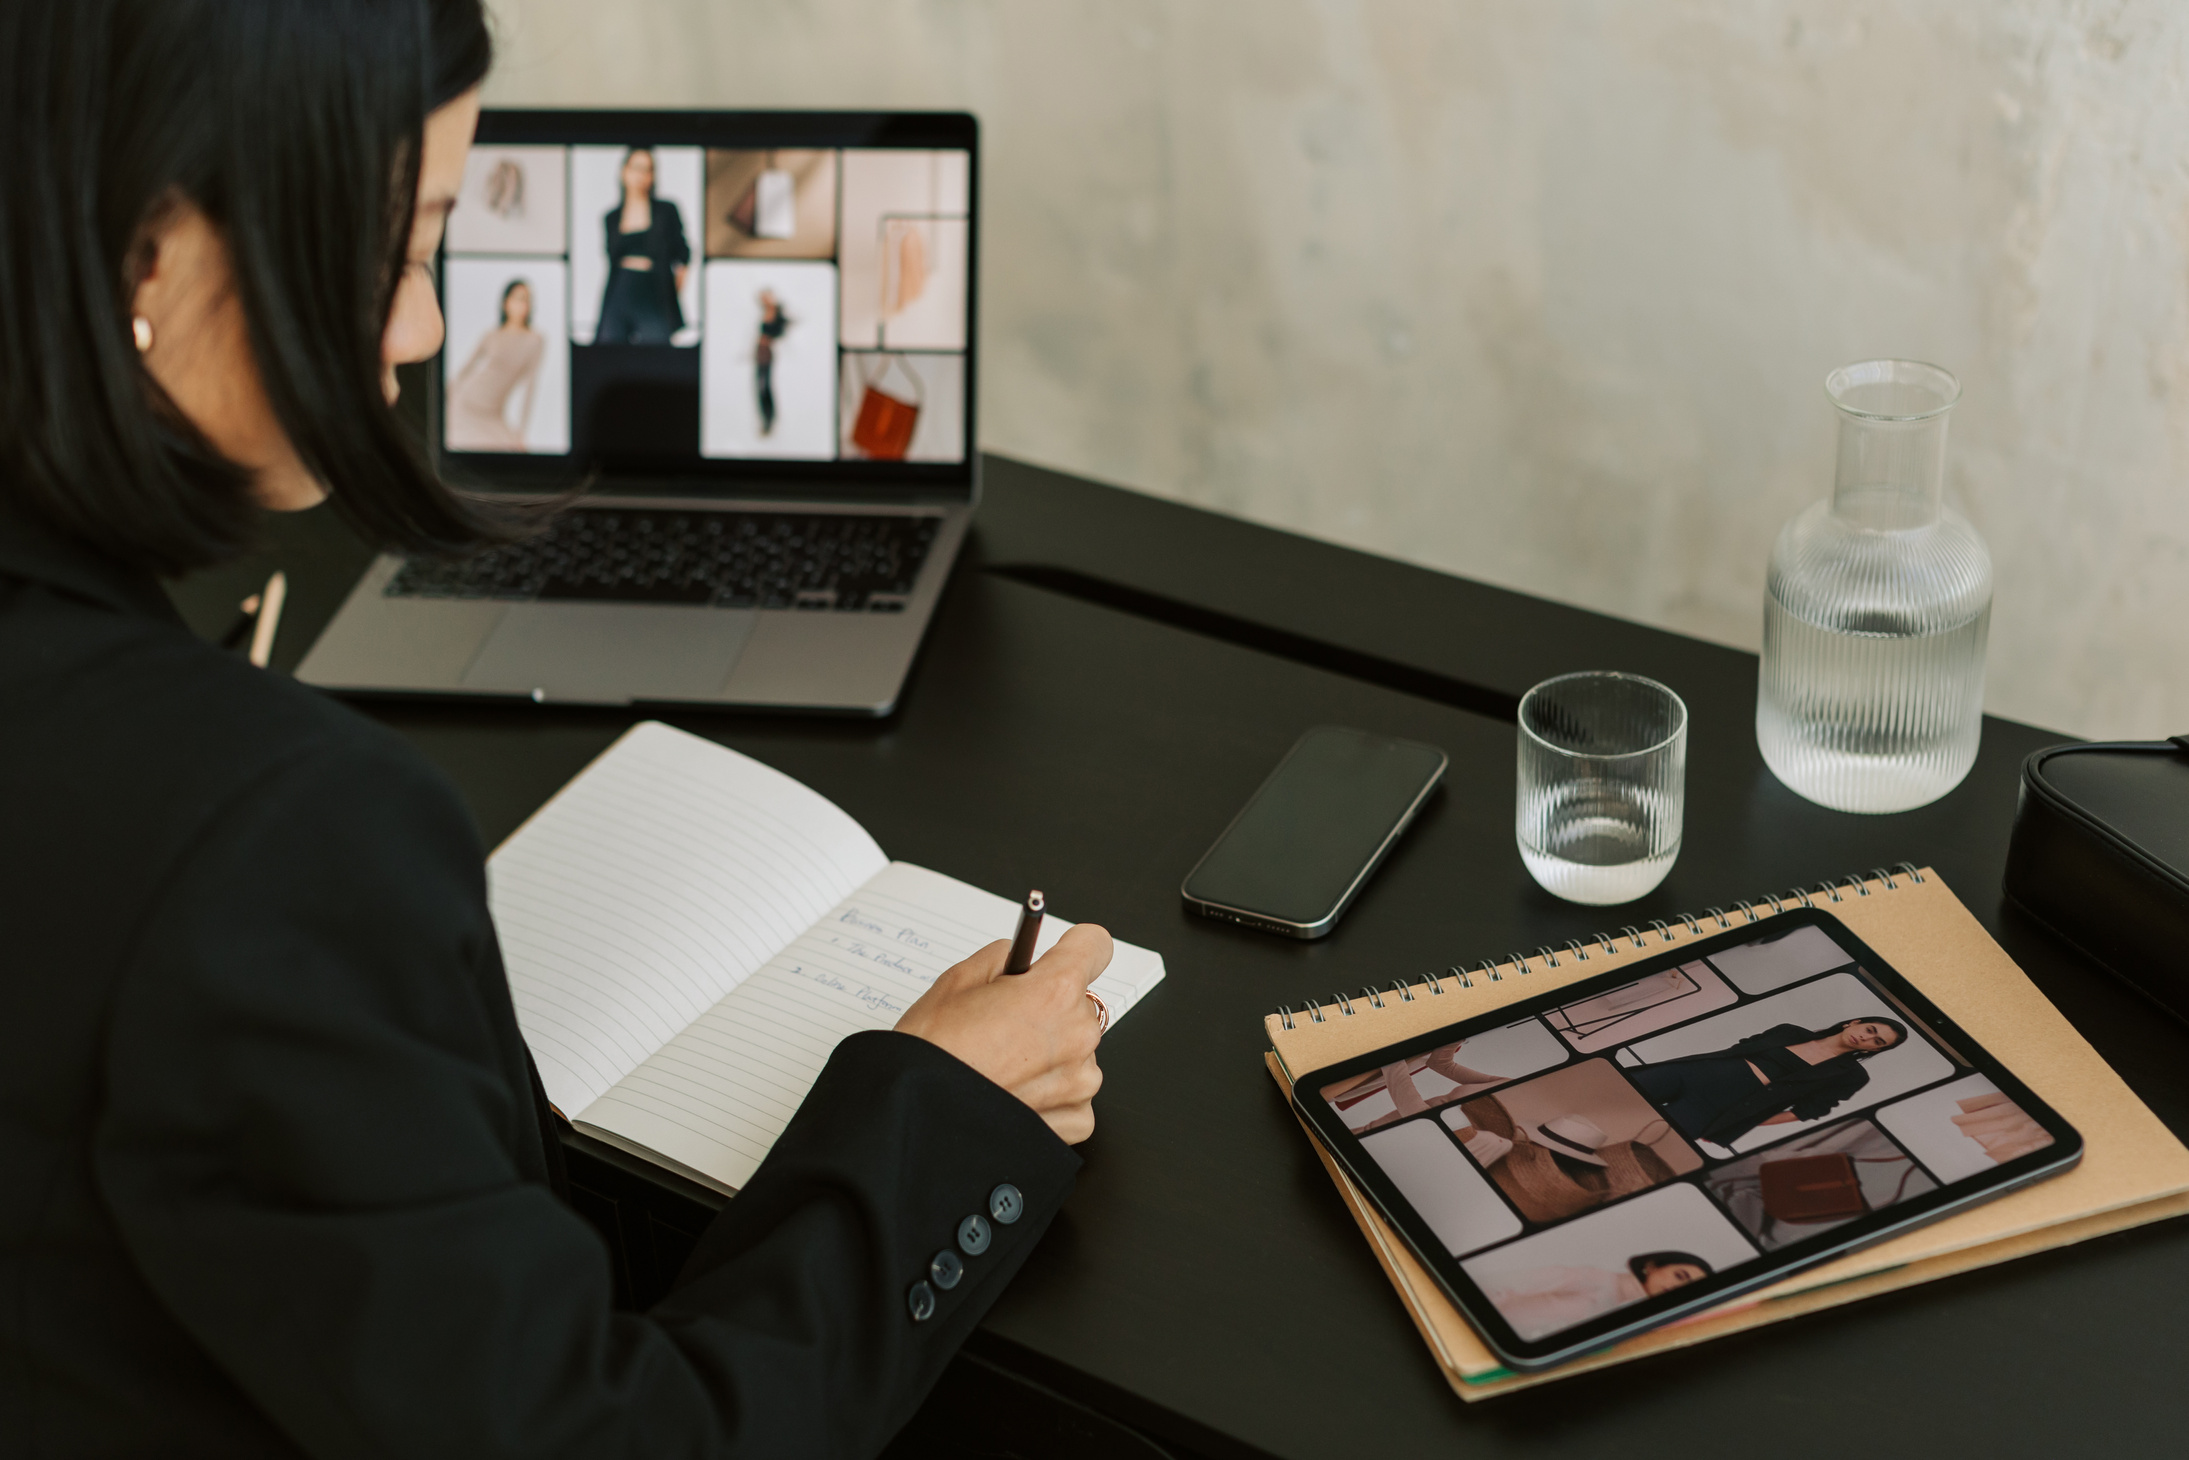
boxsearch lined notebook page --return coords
[577,861,1168,1192]
[490,722,888,1116]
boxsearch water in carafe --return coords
[1756,362,1991,814]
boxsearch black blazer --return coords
[1659,1023,1870,1144]
[0,503,1078,1457]
[603,197,690,331]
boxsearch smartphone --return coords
[1291,909,2083,1370]
[1180,725,1447,938]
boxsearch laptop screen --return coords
[435,111,976,491]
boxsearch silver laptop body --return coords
[300,109,981,716]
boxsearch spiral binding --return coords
[1270,863,1925,1030]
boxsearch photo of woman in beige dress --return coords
[446,278,545,451]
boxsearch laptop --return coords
[297,110,980,715]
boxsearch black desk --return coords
[179,456,2189,1460]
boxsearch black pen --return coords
[1003,890,1045,974]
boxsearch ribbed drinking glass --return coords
[1516,672,1687,906]
[1757,360,1992,813]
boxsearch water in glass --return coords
[1517,673,1686,906]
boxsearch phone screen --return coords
[1181,726,1446,935]
[1295,910,2083,1369]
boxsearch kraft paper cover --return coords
[1262,870,2189,1399]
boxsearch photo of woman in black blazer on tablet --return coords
[0,4,1109,1456]
[1629,1017,1908,1150]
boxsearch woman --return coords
[446,278,544,450]
[1482,1251,1713,1341]
[754,287,791,435]
[1322,1039,1512,1133]
[0,4,1107,1456]
[596,146,691,344]
[1628,1017,1909,1149]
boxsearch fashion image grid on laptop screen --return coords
[439,124,969,472]
[1304,911,2081,1368]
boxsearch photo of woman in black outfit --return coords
[1628,1017,1909,1149]
[755,287,791,434]
[596,146,691,343]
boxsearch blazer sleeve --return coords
[94,736,1078,1460]
[1662,1025,1805,1068]
[1787,1063,1868,1122]
[662,200,692,268]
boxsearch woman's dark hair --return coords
[499,277,531,325]
[1805,1016,1909,1059]
[621,146,656,196]
[1628,1251,1712,1284]
[0,0,498,575]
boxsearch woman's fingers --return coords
[1027,1055,1104,1145]
[940,939,1010,989]
[1015,1052,1104,1113]
[1031,922,1113,990]
[1042,1105,1097,1146]
[891,922,1112,1146]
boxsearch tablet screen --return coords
[1297,910,2081,1369]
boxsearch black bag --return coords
[2003,738,2189,1023]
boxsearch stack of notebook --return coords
[1263,869,2189,1398]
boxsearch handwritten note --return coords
[484,721,1166,1195]
[579,862,1166,1192]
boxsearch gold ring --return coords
[1085,989,1111,1037]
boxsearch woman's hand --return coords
[894,924,1112,1145]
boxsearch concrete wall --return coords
[483,0,2189,738]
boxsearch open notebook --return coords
[1264,868,2189,1398]
[490,721,1165,1195]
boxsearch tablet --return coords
[1292,908,2083,1370]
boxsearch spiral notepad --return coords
[1261,867,2189,1400]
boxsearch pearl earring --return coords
[132,316,154,353]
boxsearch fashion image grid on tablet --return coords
[1317,919,2065,1353]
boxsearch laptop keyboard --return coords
[383,509,943,611]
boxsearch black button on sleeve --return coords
[907,1281,936,1323]
[988,1183,1024,1224]
[955,1213,991,1256]
[929,1249,963,1290]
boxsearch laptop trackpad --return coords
[460,603,755,703]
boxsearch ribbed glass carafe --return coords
[1756,360,1992,814]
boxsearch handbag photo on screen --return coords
[1758,1152,1867,1223]
[1758,1150,1923,1226]
[726,152,798,240]
[849,353,925,460]
[751,166,795,239]
[726,151,796,239]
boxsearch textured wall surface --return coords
[483,1,2189,738]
